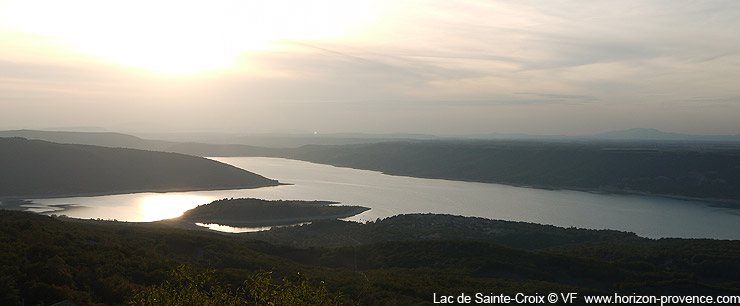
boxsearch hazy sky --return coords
[1,0,739,135]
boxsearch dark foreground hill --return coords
[245,213,643,249]
[1,209,739,305]
[0,137,278,198]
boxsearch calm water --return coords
[15,157,740,239]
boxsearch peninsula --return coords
[0,137,279,198]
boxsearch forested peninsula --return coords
[0,137,278,198]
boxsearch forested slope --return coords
[2,210,740,305]
[0,137,278,198]
[280,141,740,203]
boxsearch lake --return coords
[17,157,740,239]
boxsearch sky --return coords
[1,0,739,136]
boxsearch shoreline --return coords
[235,156,740,209]
[178,206,371,227]
[371,171,740,208]
[153,206,370,233]
[0,182,286,202]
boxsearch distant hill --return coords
[0,129,170,150]
[138,131,438,148]
[470,128,740,142]
[39,126,108,132]
[163,142,278,157]
[0,137,279,198]
[0,129,431,151]
[587,128,740,141]
[0,129,280,157]
[5,128,740,151]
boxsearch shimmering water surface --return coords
[15,157,740,239]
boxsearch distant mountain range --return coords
[3,128,739,150]
[587,128,740,141]
[0,129,169,150]
[470,128,740,142]
[136,131,441,148]
[140,128,740,143]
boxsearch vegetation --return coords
[177,198,369,227]
[1,209,739,305]
[0,137,278,198]
[130,265,341,306]
[245,213,642,249]
[275,141,740,204]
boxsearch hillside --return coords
[245,214,642,249]
[0,129,167,150]
[0,129,283,156]
[278,141,740,204]
[165,140,740,205]
[0,137,279,198]
[1,210,739,305]
[587,128,740,141]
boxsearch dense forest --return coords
[245,214,642,249]
[0,137,278,198]
[176,198,369,227]
[1,209,739,305]
[276,141,740,204]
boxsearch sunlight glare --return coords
[195,223,273,233]
[0,0,376,74]
[138,194,211,222]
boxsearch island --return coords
[171,198,370,227]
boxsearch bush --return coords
[129,265,343,306]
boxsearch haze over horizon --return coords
[2,0,739,135]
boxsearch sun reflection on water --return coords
[195,223,273,233]
[195,222,312,233]
[138,194,212,222]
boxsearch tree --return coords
[129,265,344,306]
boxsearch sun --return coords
[0,0,375,74]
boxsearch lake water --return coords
[15,157,740,239]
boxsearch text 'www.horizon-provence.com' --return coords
[433,292,740,305]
